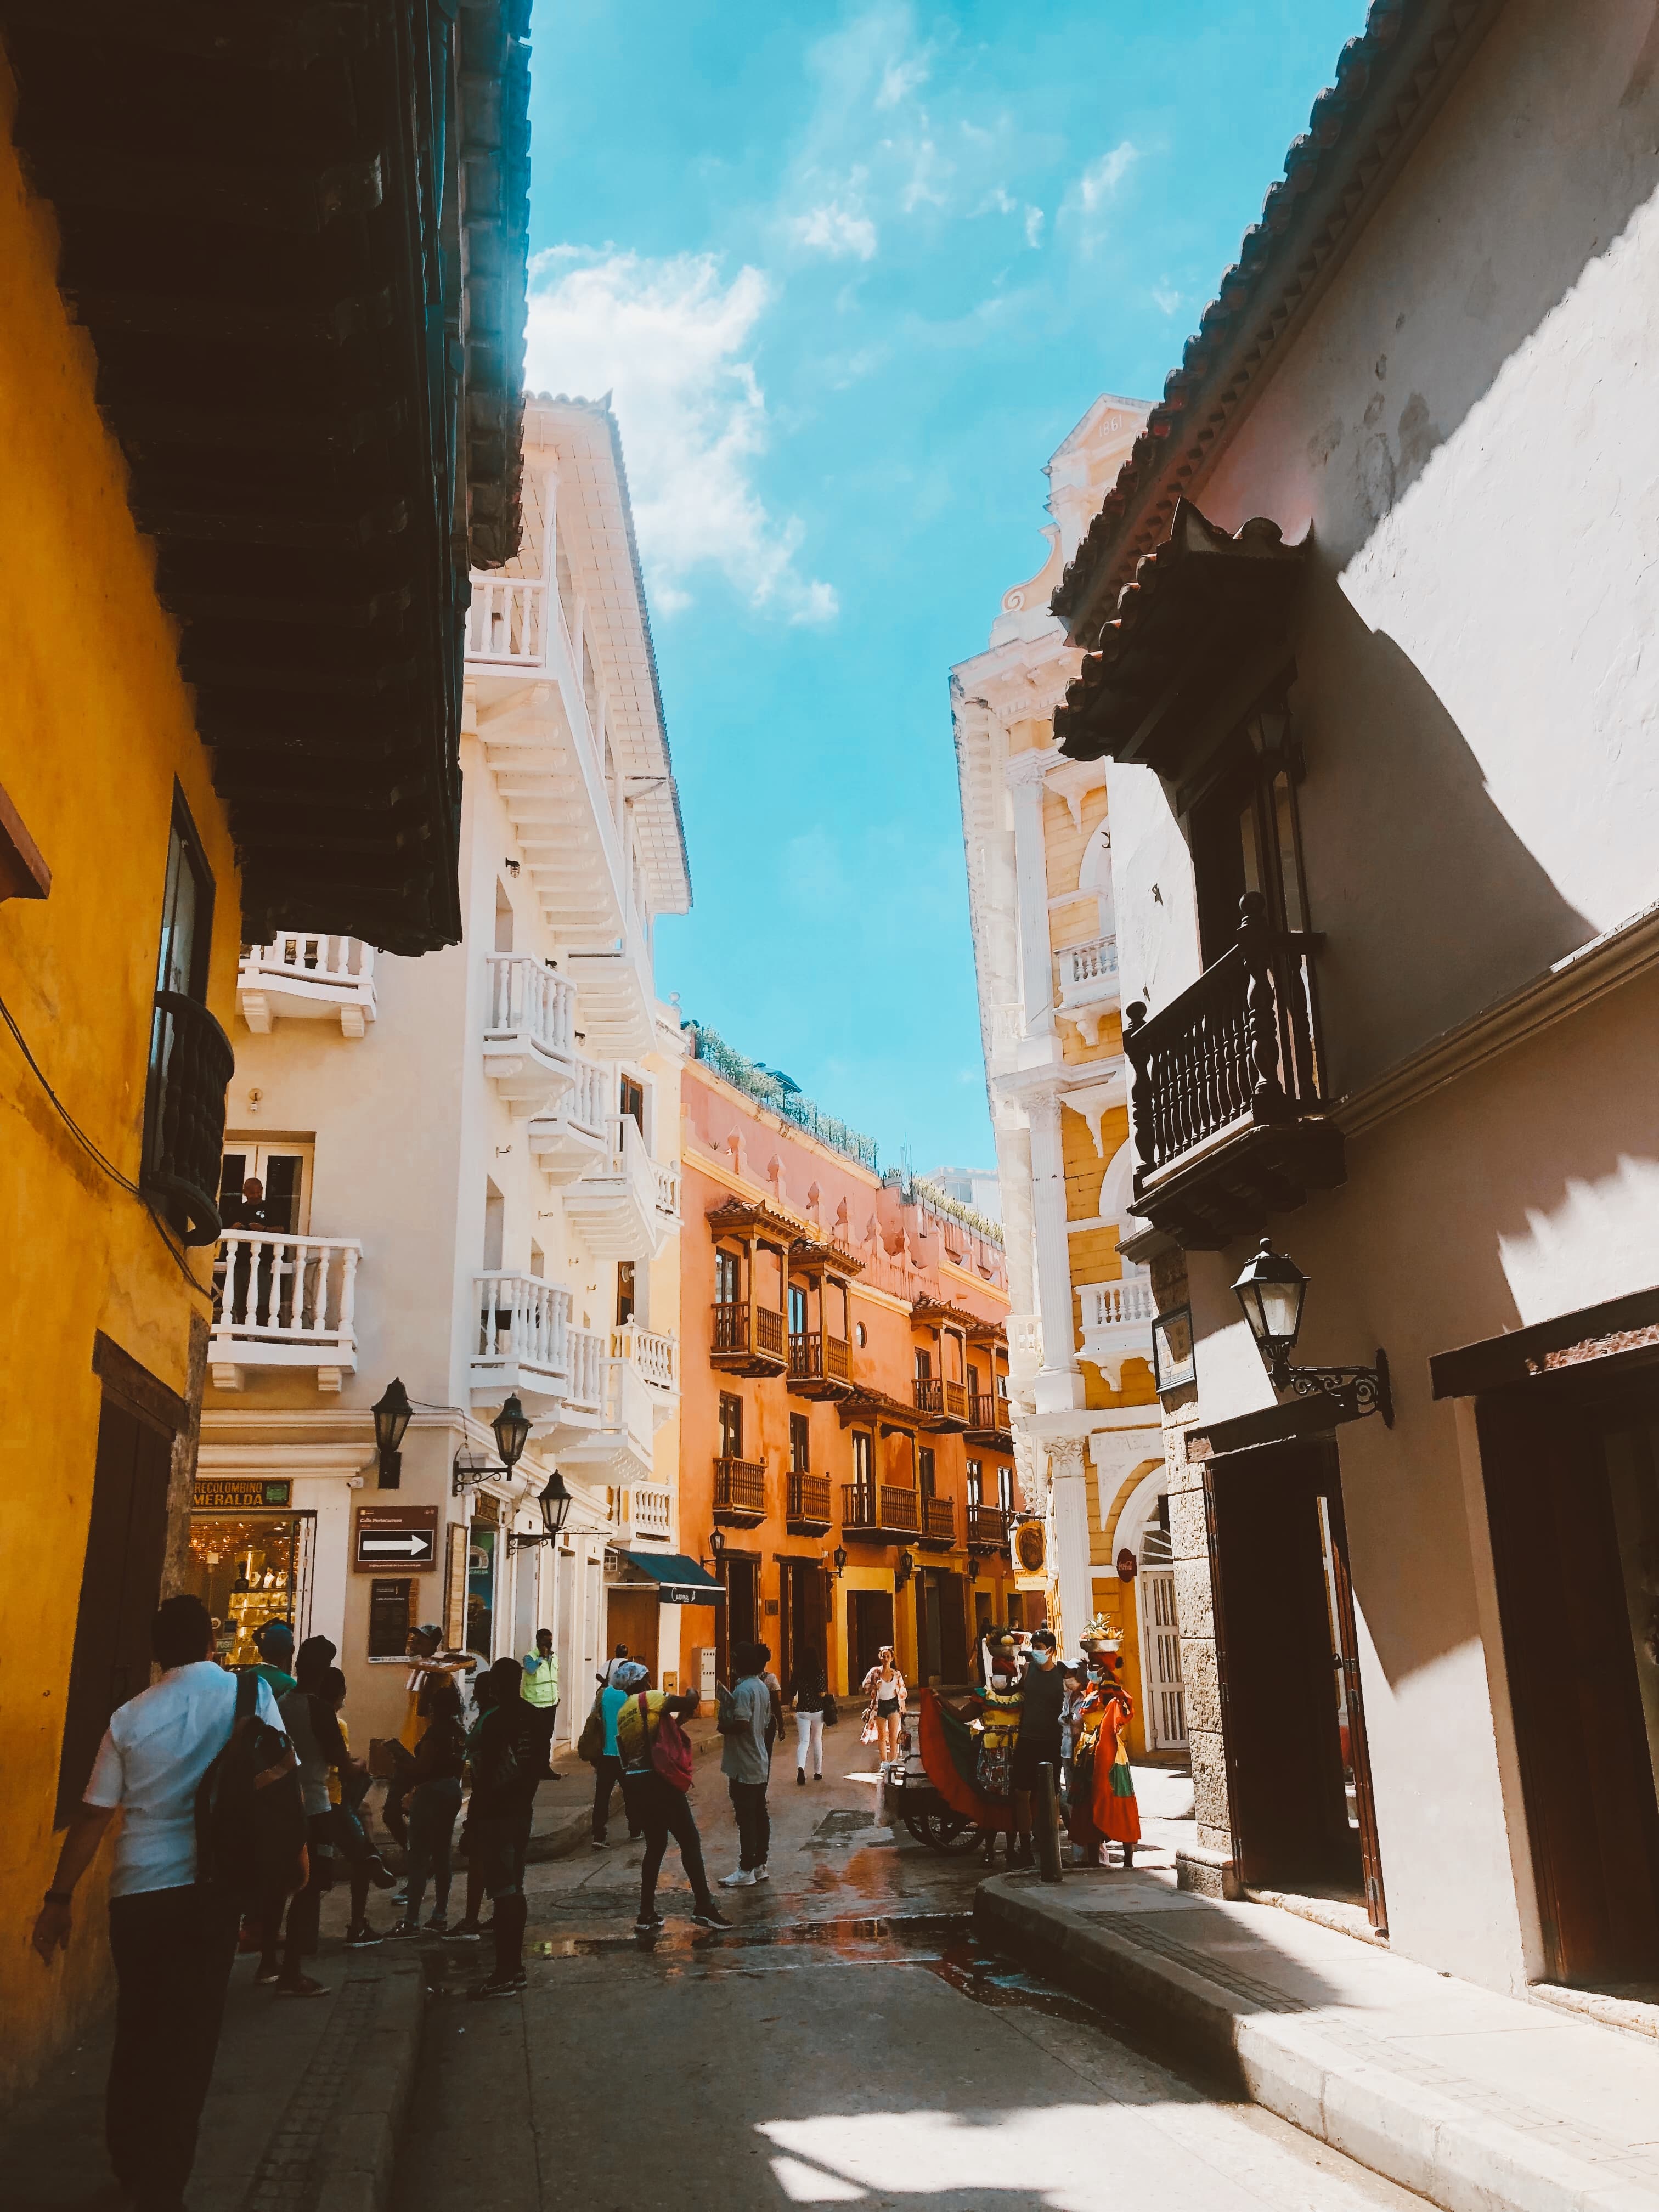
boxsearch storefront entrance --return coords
[914,1568,969,1686]
[1480,1381,1659,1985]
[848,1587,894,1691]
[185,1493,314,1666]
[1207,1439,1386,1932]
[778,1557,828,1694]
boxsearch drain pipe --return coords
[1035,1763,1064,1884]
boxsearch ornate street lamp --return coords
[371,1376,412,1490]
[508,1470,572,1553]
[895,1548,915,1588]
[704,1526,727,1572]
[490,1392,532,1471]
[1231,1238,1392,1426]
[831,1544,847,1579]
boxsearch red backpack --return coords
[639,1692,694,1792]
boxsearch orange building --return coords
[670,1028,1017,1701]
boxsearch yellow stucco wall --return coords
[0,87,241,2108]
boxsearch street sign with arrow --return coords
[354,1505,439,1573]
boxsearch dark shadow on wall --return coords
[1288,560,1594,1102]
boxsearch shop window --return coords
[617,1260,636,1326]
[185,1510,309,1671]
[1189,713,1309,966]
[719,1392,744,1460]
[789,1413,810,1474]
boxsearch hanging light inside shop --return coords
[371,1376,413,1489]
[490,1392,532,1471]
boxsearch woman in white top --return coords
[861,1646,906,1763]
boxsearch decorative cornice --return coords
[1051,0,1505,641]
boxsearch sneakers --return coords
[425,1913,448,1933]
[345,1923,384,1948]
[447,1920,484,1942]
[633,1911,665,1934]
[253,1962,281,1986]
[797,1768,806,1786]
[719,1868,756,1888]
[753,1865,771,1882]
[590,1837,610,1850]
[467,1971,526,2001]
[275,1974,328,1998]
[690,1904,732,1929]
[385,1920,421,1940]
[812,1772,823,1782]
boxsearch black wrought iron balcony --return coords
[1122,893,1344,1249]
[143,991,234,1246]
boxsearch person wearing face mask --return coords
[1008,1627,1064,1869]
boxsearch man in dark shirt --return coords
[1010,1628,1066,1867]
[466,1656,546,1997]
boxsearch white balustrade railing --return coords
[212,1233,361,1350]
[242,935,374,988]
[612,1325,678,1392]
[485,953,575,1059]
[651,1158,681,1218]
[1081,1277,1156,1329]
[566,1324,606,1415]
[1058,933,1119,1005]
[617,1483,673,1541]
[465,577,546,665]
[566,1053,611,1135]
[473,1272,571,1378]
[1007,1312,1045,1375]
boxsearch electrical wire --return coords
[0,985,212,1299]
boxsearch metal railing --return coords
[789,1332,851,1384]
[143,991,234,1245]
[714,1457,766,1515]
[484,953,575,1059]
[472,1272,571,1378]
[788,1474,833,1523]
[1124,893,1325,1189]
[211,1233,361,1355]
[465,576,546,665]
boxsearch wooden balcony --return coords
[787,1330,854,1400]
[967,1503,1009,1553]
[964,1393,1013,1447]
[710,1300,789,1378]
[1122,893,1345,1250]
[786,1472,834,1533]
[918,1496,955,1549]
[913,1376,969,1429]
[840,1483,921,1540]
[713,1456,767,1526]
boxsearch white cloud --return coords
[1024,205,1045,248]
[526,249,837,628]
[1152,279,1182,316]
[790,202,878,261]
[876,53,930,108]
[1076,139,1138,212]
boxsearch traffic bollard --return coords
[1035,1761,1064,1884]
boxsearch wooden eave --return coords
[836,1387,918,1432]
[706,1196,803,1246]
[1053,504,1308,770]
[910,1297,983,1333]
[1051,0,1505,644]
[790,1238,866,1280]
[0,0,531,955]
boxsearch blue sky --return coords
[526,1,1368,1174]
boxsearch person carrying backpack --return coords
[31,1594,298,2212]
[612,1661,729,1934]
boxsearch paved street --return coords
[391,1739,1426,2211]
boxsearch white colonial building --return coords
[949,396,1178,1755]
[193,397,693,1747]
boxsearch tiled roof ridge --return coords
[1051,0,1502,634]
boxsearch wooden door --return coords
[57,1395,173,1823]
[1479,1389,1659,1983]
[1206,1441,1359,1895]
[1322,1482,1388,1936]
[849,1589,894,1690]
[937,1571,969,1684]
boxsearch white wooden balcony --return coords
[611,1480,673,1547]
[652,1156,681,1228]
[612,1323,678,1396]
[210,1232,361,1392]
[238,936,376,1039]
[465,577,546,667]
[1078,1275,1156,1389]
[563,1114,671,1261]
[1055,932,1120,1046]
[526,1053,610,1182]
[469,1272,571,1409]
[544,1329,671,1485]
[482,953,577,1115]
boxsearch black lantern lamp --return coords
[831,1544,847,1579]
[490,1393,532,1472]
[1231,1238,1392,1427]
[372,1376,413,1490]
[704,1526,727,1572]
[509,1469,572,1553]
[895,1548,915,1587]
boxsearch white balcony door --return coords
[219,1142,313,1234]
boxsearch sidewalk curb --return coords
[974,1877,1659,2212]
[307,1954,425,2212]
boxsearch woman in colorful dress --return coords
[1069,1636,1141,1868]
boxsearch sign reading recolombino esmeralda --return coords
[194,1478,292,1510]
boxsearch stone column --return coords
[1048,1434,1092,1651]
[1005,748,1056,1037]
[1028,1086,1084,1413]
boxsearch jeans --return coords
[106,1883,240,2207]
[728,1776,770,1870]
[631,1770,711,1915]
[405,1775,462,1918]
[794,1709,825,1776]
[592,1753,636,1842]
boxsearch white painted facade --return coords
[950,396,1164,1654]
[198,399,691,1748]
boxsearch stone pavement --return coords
[979,1868,1659,2212]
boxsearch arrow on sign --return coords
[360,1534,433,1558]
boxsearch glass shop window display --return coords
[185,1513,308,1664]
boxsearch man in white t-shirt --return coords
[32,1593,287,2212]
